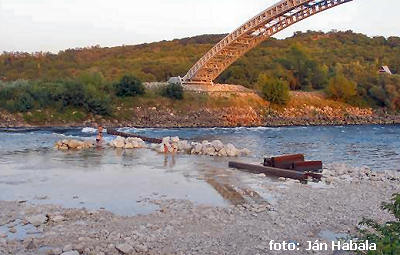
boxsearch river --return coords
[0,125,399,216]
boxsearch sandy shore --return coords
[1,164,399,255]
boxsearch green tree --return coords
[162,83,184,100]
[115,75,145,97]
[326,73,357,102]
[279,45,327,90]
[257,74,290,105]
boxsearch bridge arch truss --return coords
[182,0,353,85]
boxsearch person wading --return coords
[96,125,104,145]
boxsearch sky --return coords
[0,0,399,53]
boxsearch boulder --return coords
[162,137,171,144]
[67,140,82,150]
[217,148,228,157]
[211,140,224,152]
[110,136,125,148]
[240,148,251,156]
[125,137,146,149]
[202,143,216,156]
[55,139,94,151]
[177,140,190,152]
[191,143,203,154]
[171,136,180,143]
[225,143,239,157]
[124,142,135,149]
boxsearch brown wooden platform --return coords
[229,161,322,181]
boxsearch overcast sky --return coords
[0,0,399,53]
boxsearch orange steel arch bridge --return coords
[180,0,353,85]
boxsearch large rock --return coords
[26,214,48,227]
[225,143,239,157]
[217,148,228,157]
[177,140,192,152]
[171,136,180,143]
[125,137,146,149]
[202,143,216,156]
[191,143,203,155]
[162,137,171,144]
[211,140,224,152]
[109,136,125,148]
[240,148,251,156]
[55,139,94,150]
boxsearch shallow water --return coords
[0,125,399,216]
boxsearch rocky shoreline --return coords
[1,164,399,255]
[1,113,400,129]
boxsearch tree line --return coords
[0,30,399,110]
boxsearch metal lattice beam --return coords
[182,0,353,84]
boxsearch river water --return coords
[0,125,399,215]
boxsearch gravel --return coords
[0,164,398,255]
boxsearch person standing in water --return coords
[96,125,104,145]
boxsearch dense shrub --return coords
[257,74,290,105]
[357,194,400,254]
[115,75,145,97]
[326,74,357,102]
[162,83,184,100]
[0,78,112,115]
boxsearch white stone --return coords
[63,244,73,252]
[191,143,203,154]
[211,140,224,152]
[162,137,171,144]
[60,251,79,255]
[177,140,191,152]
[240,148,251,156]
[124,142,135,149]
[225,143,239,157]
[171,136,180,143]
[26,214,47,227]
[51,248,62,255]
[115,243,134,254]
[217,148,228,157]
[202,145,216,156]
[110,136,125,148]
[52,215,65,223]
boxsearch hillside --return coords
[1,31,400,110]
[0,31,400,127]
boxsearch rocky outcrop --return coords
[109,136,146,149]
[153,137,250,157]
[55,140,95,150]
[55,135,250,157]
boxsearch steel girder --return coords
[182,0,353,84]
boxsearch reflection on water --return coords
[0,125,399,215]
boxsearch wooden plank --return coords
[229,161,323,181]
[229,161,309,181]
[293,161,323,172]
[264,154,305,169]
[107,128,162,144]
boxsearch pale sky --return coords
[0,0,399,53]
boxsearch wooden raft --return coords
[107,128,162,144]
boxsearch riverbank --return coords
[1,90,399,128]
[1,164,399,255]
